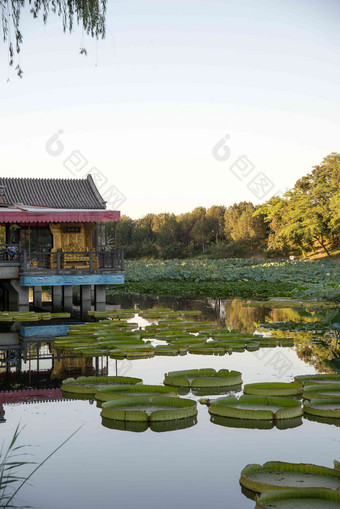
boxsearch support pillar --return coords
[52,286,62,312]
[33,286,42,309]
[8,280,30,312]
[94,285,106,311]
[18,286,29,312]
[8,286,17,311]
[80,285,91,320]
[63,286,73,313]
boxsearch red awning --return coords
[0,209,120,224]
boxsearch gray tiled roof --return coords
[0,175,106,209]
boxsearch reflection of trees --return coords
[225,300,270,333]
[269,308,318,323]
[289,331,338,373]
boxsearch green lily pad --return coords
[61,375,142,395]
[243,382,303,397]
[240,461,340,493]
[303,398,340,418]
[101,395,197,422]
[295,374,340,386]
[303,384,340,400]
[101,415,197,433]
[95,384,178,403]
[255,488,340,509]
[209,395,302,421]
[164,368,242,388]
[210,414,302,430]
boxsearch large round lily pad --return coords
[208,395,302,421]
[210,414,302,430]
[61,376,142,395]
[101,395,197,422]
[101,415,197,433]
[240,461,340,493]
[303,384,340,400]
[255,488,340,509]
[95,384,178,403]
[295,374,340,386]
[243,382,303,397]
[303,398,340,419]
[164,368,242,388]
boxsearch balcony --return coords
[0,244,125,286]
[19,249,124,274]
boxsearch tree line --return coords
[112,153,340,259]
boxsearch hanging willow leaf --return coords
[0,0,107,77]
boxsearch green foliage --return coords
[257,152,340,257]
[108,258,340,302]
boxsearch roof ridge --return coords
[86,174,106,208]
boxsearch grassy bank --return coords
[107,259,340,301]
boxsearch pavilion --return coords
[0,175,124,317]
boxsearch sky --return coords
[0,0,340,218]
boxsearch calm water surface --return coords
[1,298,339,509]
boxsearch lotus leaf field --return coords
[107,259,340,301]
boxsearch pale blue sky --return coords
[0,0,339,217]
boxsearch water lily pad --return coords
[303,398,340,418]
[240,461,340,493]
[243,382,303,397]
[255,488,340,509]
[164,368,242,388]
[154,345,187,356]
[101,395,197,422]
[210,414,302,430]
[101,415,197,433]
[209,395,302,421]
[61,375,142,395]
[303,384,340,400]
[295,374,340,386]
[95,384,178,403]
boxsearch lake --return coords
[0,297,338,509]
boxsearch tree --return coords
[224,202,266,250]
[283,153,340,257]
[1,0,107,77]
[189,216,215,252]
[206,205,226,243]
[257,153,340,257]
